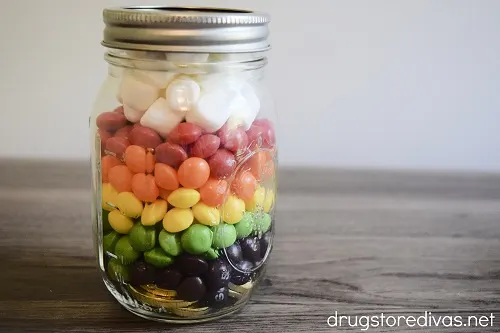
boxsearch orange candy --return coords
[245,151,275,181]
[101,155,121,182]
[231,170,257,201]
[146,151,155,174]
[154,163,179,191]
[132,173,159,202]
[108,165,133,192]
[199,178,228,207]
[159,188,173,201]
[124,145,146,174]
[177,157,210,189]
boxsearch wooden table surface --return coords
[1,160,500,332]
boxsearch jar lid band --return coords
[102,7,271,53]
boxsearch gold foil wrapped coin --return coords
[142,284,177,298]
[228,289,243,299]
[172,306,210,318]
[228,281,253,294]
[128,285,195,308]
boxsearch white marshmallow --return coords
[140,98,184,137]
[186,87,237,133]
[165,76,201,113]
[119,72,160,111]
[124,105,145,123]
[133,70,178,89]
[227,83,260,130]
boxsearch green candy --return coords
[114,236,140,264]
[102,210,112,232]
[253,212,272,234]
[212,223,237,249]
[129,223,156,252]
[181,224,213,255]
[158,230,183,256]
[234,212,254,239]
[202,248,220,260]
[107,258,130,282]
[103,231,120,254]
[144,247,174,268]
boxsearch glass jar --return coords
[90,7,276,323]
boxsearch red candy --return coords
[129,125,163,149]
[191,134,220,159]
[96,111,127,132]
[105,136,130,158]
[155,142,188,169]
[217,124,249,153]
[115,125,133,139]
[168,123,202,145]
[98,129,112,153]
[208,149,236,179]
[246,119,275,149]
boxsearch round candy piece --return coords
[177,254,209,276]
[177,277,206,301]
[108,210,134,234]
[124,145,147,174]
[101,155,122,183]
[203,286,229,308]
[222,195,245,224]
[167,122,202,145]
[225,243,243,264]
[107,258,130,282]
[115,236,141,264]
[199,178,228,207]
[141,199,168,226]
[146,151,155,174]
[234,212,254,239]
[244,186,265,212]
[231,170,257,201]
[132,173,159,202]
[129,223,156,252]
[163,208,194,233]
[102,209,113,232]
[105,137,130,159]
[96,111,127,132]
[208,149,236,179]
[192,202,221,226]
[231,260,253,285]
[103,231,120,254]
[129,125,162,149]
[108,165,133,193]
[260,232,272,259]
[158,230,183,256]
[156,268,183,289]
[115,192,143,218]
[181,224,213,255]
[206,259,232,289]
[154,163,179,191]
[246,118,275,149]
[102,183,119,211]
[167,188,200,208]
[245,151,274,181]
[263,188,275,213]
[114,125,133,139]
[212,223,237,249]
[253,212,272,234]
[155,142,188,169]
[240,237,261,264]
[144,247,174,268]
[129,260,156,286]
[217,124,249,153]
[190,134,220,158]
[177,157,210,189]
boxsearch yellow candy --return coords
[116,192,143,218]
[263,189,275,213]
[163,208,194,233]
[142,200,168,226]
[244,186,265,212]
[222,195,245,224]
[192,202,221,226]
[167,188,200,209]
[108,210,134,234]
[102,183,119,211]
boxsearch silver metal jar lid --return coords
[102,6,271,53]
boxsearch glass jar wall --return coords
[90,7,275,323]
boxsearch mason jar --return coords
[90,7,276,323]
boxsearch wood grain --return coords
[1,160,500,332]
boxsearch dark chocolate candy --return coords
[206,259,232,289]
[155,268,182,290]
[230,260,253,285]
[177,254,209,276]
[225,243,243,264]
[240,237,261,264]
[176,277,206,301]
[203,286,229,308]
[259,232,272,259]
[129,260,155,286]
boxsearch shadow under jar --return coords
[90,6,277,323]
